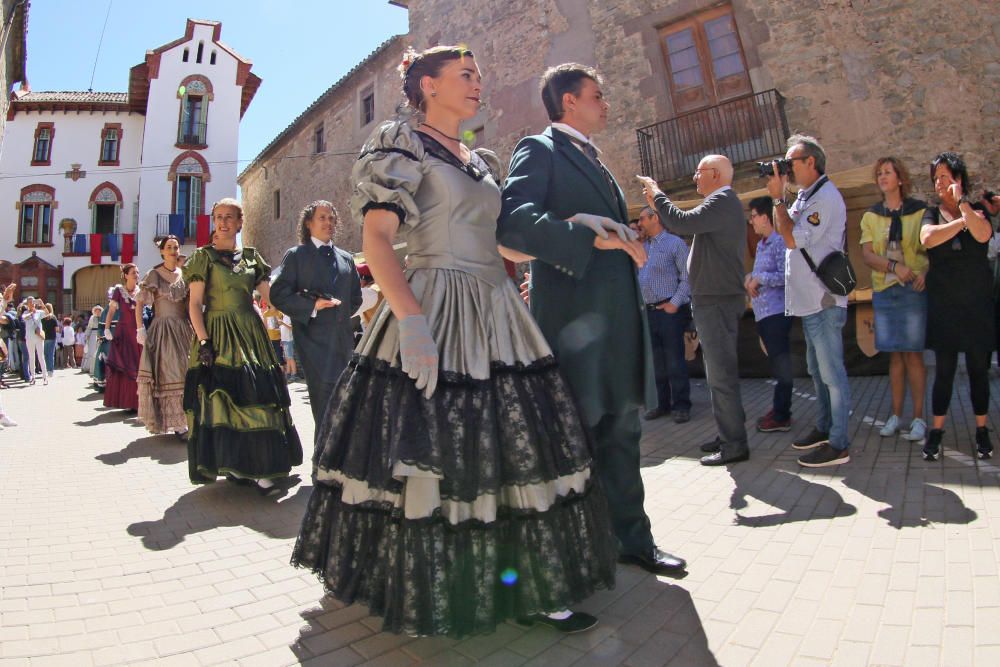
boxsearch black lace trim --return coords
[187,422,303,484]
[358,146,421,163]
[361,201,407,225]
[313,352,596,500]
[415,131,488,181]
[291,477,617,638]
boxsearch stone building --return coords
[238,37,406,265]
[242,0,998,255]
[0,0,28,141]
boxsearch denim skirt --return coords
[872,283,927,352]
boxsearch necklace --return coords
[421,122,461,143]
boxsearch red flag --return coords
[196,214,211,247]
[121,233,135,263]
[90,234,102,264]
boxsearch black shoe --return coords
[516,612,598,634]
[618,547,686,574]
[700,444,750,466]
[922,429,943,461]
[699,437,722,453]
[976,427,993,459]
[673,409,690,424]
[257,480,282,497]
[798,444,850,467]
[792,428,829,450]
[643,407,669,420]
[225,473,252,486]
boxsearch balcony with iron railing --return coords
[637,89,789,185]
[176,122,207,147]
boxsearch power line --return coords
[88,0,113,93]
[0,148,362,180]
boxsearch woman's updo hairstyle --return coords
[400,45,474,112]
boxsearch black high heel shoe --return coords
[922,429,943,461]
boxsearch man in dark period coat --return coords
[270,201,362,427]
[498,63,687,577]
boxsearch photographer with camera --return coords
[767,134,852,468]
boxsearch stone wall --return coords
[407,0,1000,202]
[239,38,406,263]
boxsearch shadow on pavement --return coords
[729,465,858,527]
[841,468,979,528]
[287,569,718,666]
[127,477,306,550]
[95,434,187,466]
[73,409,134,426]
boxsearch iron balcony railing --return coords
[177,122,207,146]
[637,89,789,184]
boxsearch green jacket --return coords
[498,127,656,425]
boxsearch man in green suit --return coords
[498,63,687,577]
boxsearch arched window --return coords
[182,48,189,62]
[89,182,123,244]
[17,185,56,246]
[176,76,213,147]
[169,152,211,238]
[196,41,204,64]
[210,50,217,65]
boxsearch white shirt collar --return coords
[551,122,602,154]
[311,237,333,249]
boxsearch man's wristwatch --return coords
[199,338,210,346]
[773,197,786,207]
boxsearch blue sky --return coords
[24,0,409,165]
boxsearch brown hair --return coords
[540,63,602,122]
[298,200,338,244]
[873,156,913,200]
[210,197,243,219]
[156,234,180,250]
[120,263,137,280]
[402,45,474,112]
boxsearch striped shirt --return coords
[637,230,690,307]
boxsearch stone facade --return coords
[241,1,1000,260]
[0,0,28,144]
[238,37,406,264]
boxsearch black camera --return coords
[757,158,791,178]
[983,190,997,201]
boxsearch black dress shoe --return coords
[643,407,669,420]
[699,437,722,453]
[619,547,686,574]
[673,409,690,424]
[700,446,750,466]
[516,612,598,633]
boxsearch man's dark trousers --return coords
[647,305,692,412]
[756,313,794,421]
[591,409,654,554]
[692,296,747,447]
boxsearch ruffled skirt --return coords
[182,308,302,483]
[139,314,195,434]
[292,268,617,637]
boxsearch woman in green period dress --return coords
[182,198,302,495]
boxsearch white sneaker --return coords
[879,415,899,437]
[0,415,17,427]
[903,418,927,442]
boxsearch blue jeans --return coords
[646,305,691,411]
[801,306,851,451]
[44,339,56,376]
[756,313,794,421]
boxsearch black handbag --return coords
[800,248,857,296]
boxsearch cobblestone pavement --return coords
[2,367,1000,666]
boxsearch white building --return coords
[0,19,260,312]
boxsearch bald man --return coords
[639,155,749,466]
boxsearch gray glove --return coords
[398,314,438,399]
[568,213,638,242]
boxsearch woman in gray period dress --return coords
[291,46,617,638]
[136,235,194,437]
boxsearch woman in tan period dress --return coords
[136,235,194,437]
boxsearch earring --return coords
[430,92,437,97]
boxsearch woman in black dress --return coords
[919,152,995,460]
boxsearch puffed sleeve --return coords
[349,120,426,228]
[182,247,211,284]
[138,269,159,304]
[246,248,271,284]
[473,148,503,183]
